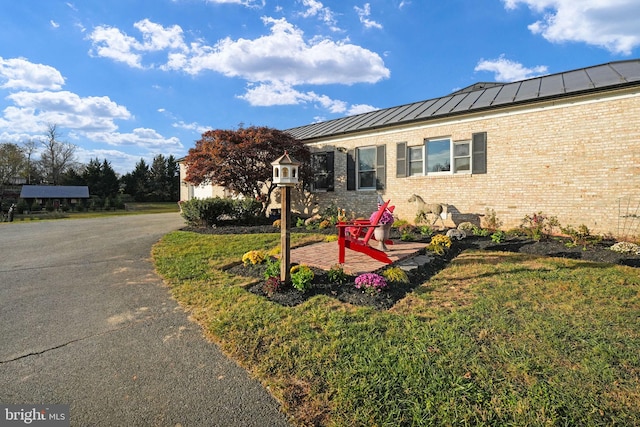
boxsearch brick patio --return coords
[290,240,426,275]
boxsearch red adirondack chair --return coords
[337,200,395,264]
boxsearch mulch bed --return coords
[184,224,640,310]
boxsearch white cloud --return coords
[0,57,66,91]
[0,57,180,167]
[176,17,389,85]
[475,55,548,82]
[238,81,379,115]
[88,19,188,68]
[354,3,383,30]
[50,20,60,29]
[88,25,145,68]
[298,0,340,30]
[503,0,640,55]
[88,17,389,114]
[86,127,183,151]
[348,104,377,115]
[5,91,131,132]
[172,120,210,135]
[204,0,265,6]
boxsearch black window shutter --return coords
[346,149,356,191]
[376,145,386,190]
[472,132,487,174]
[326,151,334,191]
[396,142,407,178]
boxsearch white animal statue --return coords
[408,194,446,227]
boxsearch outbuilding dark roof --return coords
[20,185,90,199]
[286,59,640,141]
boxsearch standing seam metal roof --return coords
[286,59,640,141]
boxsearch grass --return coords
[152,231,640,426]
[9,202,179,221]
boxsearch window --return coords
[347,145,386,190]
[453,141,470,172]
[311,152,334,191]
[396,132,487,178]
[426,138,451,173]
[409,146,423,175]
[357,147,376,189]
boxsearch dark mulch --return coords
[184,225,640,310]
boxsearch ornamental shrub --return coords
[290,265,314,292]
[180,197,233,227]
[519,212,559,241]
[231,198,263,224]
[327,264,349,285]
[263,276,284,296]
[263,257,281,280]
[354,273,388,294]
[382,267,409,284]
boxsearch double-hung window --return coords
[453,141,471,172]
[310,151,334,191]
[347,145,386,190]
[357,147,377,189]
[409,146,424,176]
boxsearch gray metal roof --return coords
[286,59,640,141]
[20,185,90,198]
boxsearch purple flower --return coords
[370,208,394,225]
[355,273,388,293]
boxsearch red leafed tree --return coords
[184,126,311,215]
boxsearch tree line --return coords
[0,124,179,210]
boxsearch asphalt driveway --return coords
[0,213,290,426]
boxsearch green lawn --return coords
[10,202,179,221]
[152,231,640,426]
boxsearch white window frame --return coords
[408,145,424,176]
[453,140,472,174]
[357,146,377,190]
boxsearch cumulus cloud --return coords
[355,3,383,30]
[5,91,131,132]
[503,0,640,55]
[475,55,548,82]
[85,127,183,151]
[298,0,340,30]
[88,17,389,113]
[0,57,180,165]
[0,57,66,91]
[174,17,389,85]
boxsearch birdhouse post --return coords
[271,151,300,284]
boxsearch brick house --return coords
[180,59,640,238]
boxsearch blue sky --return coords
[1,0,639,174]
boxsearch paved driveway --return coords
[0,214,290,426]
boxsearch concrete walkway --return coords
[0,214,290,427]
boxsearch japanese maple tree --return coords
[183,126,311,215]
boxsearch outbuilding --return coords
[20,185,90,211]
